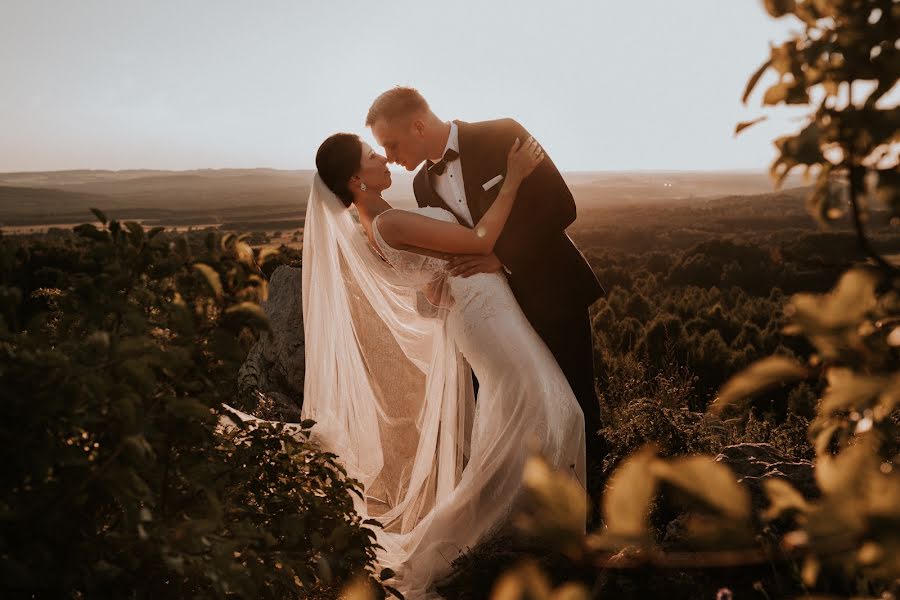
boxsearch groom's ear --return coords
[411,118,426,137]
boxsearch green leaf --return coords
[813,420,841,456]
[520,454,589,541]
[777,123,822,166]
[711,356,808,414]
[122,434,156,463]
[763,0,795,18]
[90,207,108,225]
[651,456,752,520]
[804,173,833,227]
[816,435,877,496]
[73,223,110,242]
[119,358,156,390]
[117,336,157,358]
[762,478,809,520]
[108,219,121,241]
[220,232,235,252]
[124,221,145,246]
[734,116,767,136]
[742,59,772,104]
[167,397,211,421]
[786,269,880,358]
[234,241,255,267]
[602,446,657,540]
[224,302,271,331]
[819,368,890,415]
[770,41,794,75]
[192,263,223,300]
[763,81,791,106]
[802,556,820,587]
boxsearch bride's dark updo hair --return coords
[316,133,362,208]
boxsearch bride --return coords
[223,133,585,598]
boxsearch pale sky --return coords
[0,1,805,172]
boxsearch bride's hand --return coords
[506,136,544,185]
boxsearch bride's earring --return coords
[360,182,367,192]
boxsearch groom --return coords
[366,86,605,452]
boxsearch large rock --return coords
[237,265,304,421]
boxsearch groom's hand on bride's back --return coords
[500,119,577,235]
[447,253,504,278]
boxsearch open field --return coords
[0,168,808,234]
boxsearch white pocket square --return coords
[482,174,503,191]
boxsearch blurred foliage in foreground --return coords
[472,1,900,599]
[0,214,381,598]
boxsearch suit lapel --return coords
[455,120,490,224]
[425,162,447,211]
[413,163,452,214]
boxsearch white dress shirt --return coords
[431,121,513,275]
[432,121,474,227]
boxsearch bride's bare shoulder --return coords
[376,207,454,247]
[373,208,411,245]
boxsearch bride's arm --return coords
[377,137,544,256]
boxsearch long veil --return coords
[223,175,475,573]
[300,173,475,536]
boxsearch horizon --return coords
[0,165,789,177]
[1,1,806,173]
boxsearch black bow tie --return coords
[428,148,459,176]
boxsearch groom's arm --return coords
[503,119,576,232]
[479,119,576,277]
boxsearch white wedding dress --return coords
[220,177,585,599]
[367,206,586,596]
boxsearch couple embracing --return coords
[225,86,604,598]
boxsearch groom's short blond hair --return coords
[366,86,430,126]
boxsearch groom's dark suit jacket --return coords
[412,118,605,326]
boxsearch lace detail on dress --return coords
[371,207,457,288]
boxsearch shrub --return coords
[0,215,380,598]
